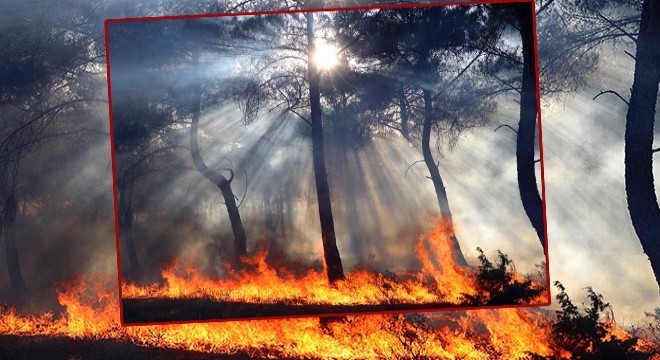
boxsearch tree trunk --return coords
[625,0,660,292]
[118,183,140,275]
[399,85,410,141]
[190,53,247,259]
[422,89,468,267]
[218,180,247,257]
[515,3,546,254]
[307,13,345,283]
[1,163,25,289]
[3,193,24,290]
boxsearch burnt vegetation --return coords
[462,249,545,306]
[535,282,658,360]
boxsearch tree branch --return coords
[596,12,637,43]
[592,90,630,106]
[404,160,426,178]
[536,0,556,15]
[236,169,248,209]
[494,124,519,135]
[289,109,311,125]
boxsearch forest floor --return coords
[122,298,458,323]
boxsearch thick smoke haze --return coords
[0,0,657,326]
[106,7,547,297]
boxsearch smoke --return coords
[538,45,660,321]
[0,0,657,326]
[104,9,548,291]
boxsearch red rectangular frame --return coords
[104,0,551,327]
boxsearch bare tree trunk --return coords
[625,0,660,292]
[399,85,410,141]
[515,3,546,254]
[118,183,140,276]
[422,89,468,267]
[1,162,25,289]
[190,53,247,259]
[218,180,247,257]
[307,13,345,283]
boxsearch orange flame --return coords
[0,277,556,359]
[122,221,541,309]
[3,221,651,359]
[0,275,657,358]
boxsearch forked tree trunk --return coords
[190,53,247,258]
[515,3,546,254]
[422,89,468,267]
[624,0,660,292]
[306,13,345,283]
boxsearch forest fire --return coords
[119,222,548,323]
[1,275,657,359]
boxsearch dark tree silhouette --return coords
[0,2,102,289]
[306,12,345,282]
[190,54,247,258]
[334,6,500,266]
[476,2,578,255]
[111,21,191,268]
[0,161,22,289]
[541,0,658,290]
[109,19,255,261]
[624,0,660,292]
[514,2,545,253]
[227,9,347,282]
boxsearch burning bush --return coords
[539,281,657,360]
[462,248,546,306]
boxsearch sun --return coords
[314,39,339,71]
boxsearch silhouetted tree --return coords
[334,5,500,266]
[189,53,247,258]
[0,1,103,289]
[305,11,345,282]
[229,7,347,282]
[514,2,546,253]
[624,0,660,292]
[542,0,658,290]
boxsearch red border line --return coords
[530,0,552,304]
[104,0,532,24]
[104,0,551,327]
[104,18,125,324]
